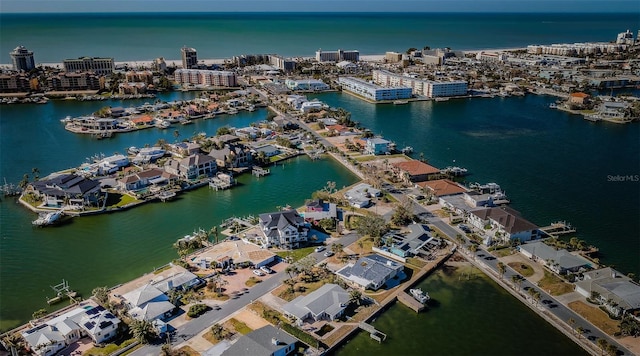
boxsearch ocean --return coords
[0,11,637,354]
[1,12,638,63]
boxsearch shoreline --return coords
[0,48,527,69]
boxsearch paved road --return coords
[131,233,360,356]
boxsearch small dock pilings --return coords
[540,221,576,237]
[252,166,270,177]
[359,322,387,343]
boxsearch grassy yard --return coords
[568,301,620,335]
[276,246,316,263]
[85,339,136,356]
[538,270,574,296]
[227,318,253,335]
[407,257,427,268]
[245,276,262,287]
[348,237,373,255]
[105,191,141,208]
[491,247,515,258]
[508,262,535,277]
[323,324,357,346]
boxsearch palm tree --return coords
[568,317,576,330]
[331,243,344,258]
[210,226,219,244]
[576,326,585,339]
[596,338,609,355]
[348,289,363,306]
[2,333,26,356]
[497,262,506,279]
[92,286,110,307]
[129,319,157,344]
[510,274,522,290]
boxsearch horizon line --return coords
[1,10,637,14]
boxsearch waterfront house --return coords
[463,191,496,208]
[208,143,253,169]
[392,160,441,183]
[282,284,350,325]
[385,224,433,258]
[96,154,129,175]
[258,210,309,249]
[518,241,591,275]
[575,268,640,317]
[337,254,404,290]
[117,168,177,192]
[171,142,202,157]
[365,137,391,155]
[302,199,338,221]
[220,325,298,356]
[253,144,281,158]
[122,284,175,322]
[191,240,277,270]
[153,271,202,293]
[468,206,540,243]
[164,154,216,180]
[344,183,381,208]
[417,179,468,198]
[568,92,590,106]
[27,173,102,208]
[22,304,120,355]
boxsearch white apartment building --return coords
[372,70,467,98]
[527,42,626,56]
[315,49,359,62]
[174,69,237,87]
[63,57,114,76]
[285,78,330,91]
[338,76,412,102]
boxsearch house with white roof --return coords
[337,254,404,290]
[21,304,120,356]
[220,325,297,356]
[518,241,592,275]
[282,284,350,325]
[575,268,640,317]
[344,183,381,208]
[122,284,175,322]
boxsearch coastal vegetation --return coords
[508,262,535,277]
[537,270,574,296]
[186,303,210,318]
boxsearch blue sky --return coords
[1,0,638,13]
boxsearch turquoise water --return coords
[310,92,640,277]
[1,13,637,63]
[335,266,587,356]
[0,94,359,330]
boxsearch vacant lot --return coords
[568,301,619,336]
[508,262,535,277]
[538,271,574,296]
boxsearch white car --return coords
[323,251,335,257]
[260,266,273,274]
[314,246,326,253]
[252,269,265,277]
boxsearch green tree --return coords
[92,286,110,307]
[130,319,157,344]
[216,126,232,136]
[497,262,506,279]
[348,289,363,306]
[354,215,389,238]
[391,198,415,227]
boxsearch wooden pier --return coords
[358,322,387,343]
[540,221,576,237]
[209,174,235,191]
[397,291,426,312]
[158,190,177,202]
[252,167,270,177]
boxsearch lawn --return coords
[227,318,253,335]
[407,257,427,268]
[568,301,620,335]
[491,247,515,258]
[105,191,141,208]
[508,262,535,277]
[348,237,373,255]
[537,270,574,296]
[245,276,262,287]
[324,325,358,346]
[85,339,136,356]
[276,246,316,263]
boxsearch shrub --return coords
[187,303,209,318]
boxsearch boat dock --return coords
[209,173,236,191]
[358,322,387,343]
[540,221,576,237]
[46,279,79,305]
[158,190,177,202]
[252,166,270,177]
[397,291,426,312]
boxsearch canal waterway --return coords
[334,266,587,356]
[310,92,640,278]
[0,92,359,330]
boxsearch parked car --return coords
[252,269,265,277]
[459,224,472,233]
[260,266,273,274]
[314,246,326,253]
[323,251,335,257]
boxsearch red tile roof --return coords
[393,160,440,176]
[417,179,467,197]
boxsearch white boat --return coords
[226,108,238,115]
[443,166,469,176]
[401,146,414,154]
[155,119,171,129]
[32,211,63,227]
[128,146,140,155]
[410,288,430,304]
[549,103,557,109]
[393,100,409,105]
[435,97,450,102]
[135,147,166,161]
[247,105,256,111]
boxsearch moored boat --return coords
[32,211,63,227]
[410,288,430,303]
